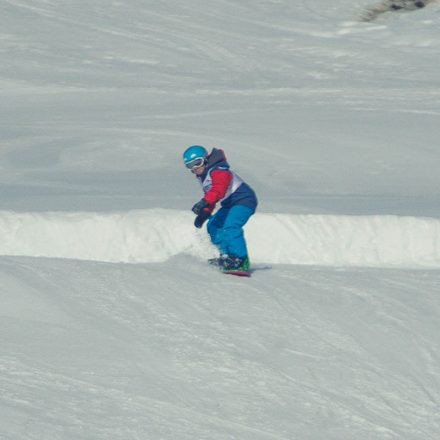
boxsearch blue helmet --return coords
[182,145,208,165]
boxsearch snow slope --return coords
[1,257,440,440]
[1,0,440,215]
[1,0,440,439]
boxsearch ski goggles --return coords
[185,157,205,170]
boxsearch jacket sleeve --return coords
[203,169,232,206]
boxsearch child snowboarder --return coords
[182,145,258,273]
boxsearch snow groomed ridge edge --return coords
[0,209,439,268]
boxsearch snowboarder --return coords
[182,145,258,274]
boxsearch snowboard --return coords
[223,269,251,277]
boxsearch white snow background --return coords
[1,0,440,438]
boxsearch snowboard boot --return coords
[208,254,229,267]
[221,255,250,273]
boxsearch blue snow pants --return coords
[207,204,255,258]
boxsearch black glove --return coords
[191,199,208,215]
[194,211,211,228]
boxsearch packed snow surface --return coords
[1,0,440,439]
[2,256,440,440]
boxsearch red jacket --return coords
[203,169,232,206]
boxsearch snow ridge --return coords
[0,209,439,268]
